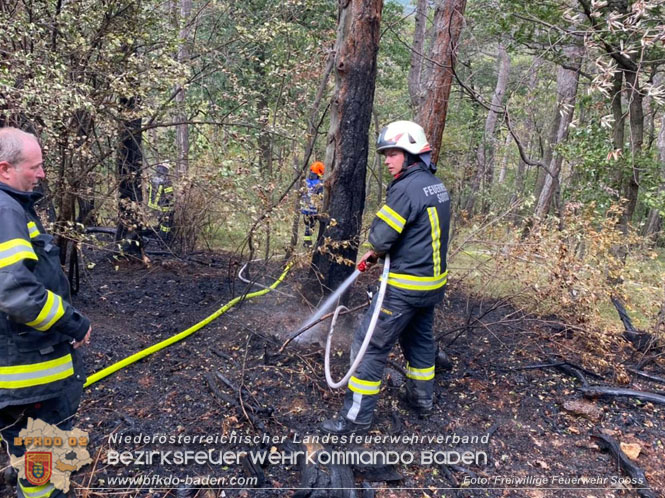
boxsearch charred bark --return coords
[311,0,383,293]
[591,433,656,498]
[583,386,665,406]
[115,97,144,250]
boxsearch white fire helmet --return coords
[376,120,432,155]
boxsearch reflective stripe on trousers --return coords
[341,290,436,424]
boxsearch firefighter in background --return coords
[147,163,175,243]
[0,127,92,498]
[321,121,451,435]
[301,161,324,247]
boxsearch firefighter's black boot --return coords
[401,380,433,418]
[321,416,371,435]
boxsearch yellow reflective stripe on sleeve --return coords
[0,238,38,268]
[376,205,406,233]
[27,222,40,239]
[406,362,435,381]
[164,186,174,193]
[19,482,56,498]
[427,207,441,276]
[383,270,448,291]
[348,376,381,395]
[0,354,74,389]
[25,291,65,331]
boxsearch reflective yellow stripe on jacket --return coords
[384,271,448,291]
[25,291,65,331]
[0,354,74,389]
[0,238,37,268]
[376,205,405,233]
[27,221,40,239]
[427,207,441,276]
[348,376,381,395]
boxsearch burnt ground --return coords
[1,246,664,498]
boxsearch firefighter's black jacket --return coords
[0,182,89,408]
[369,162,450,306]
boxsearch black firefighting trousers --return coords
[341,288,436,425]
[0,384,82,498]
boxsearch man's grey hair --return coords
[0,127,38,166]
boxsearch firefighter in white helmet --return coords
[322,120,451,434]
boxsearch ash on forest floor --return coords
[1,249,663,497]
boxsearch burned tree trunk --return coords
[115,97,144,250]
[416,0,467,166]
[311,0,383,292]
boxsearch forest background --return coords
[2,0,664,363]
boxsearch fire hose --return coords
[84,260,293,387]
[324,255,390,389]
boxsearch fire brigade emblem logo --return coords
[25,452,52,486]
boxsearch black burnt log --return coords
[591,433,656,498]
[581,386,665,406]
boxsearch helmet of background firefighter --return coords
[154,163,170,176]
[376,120,434,168]
[310,161,325,176]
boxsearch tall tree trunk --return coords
[416,0,467,166]
[508,58,542,224]
[534,42,584,219]
[311,0,383,293]
[620,68,643,229]
[257,91,272,178]
[610,69,626,191]
[466,42,510,214]
[643,116,665,239]
[115,98,143,247]
[497,132,512,184]
[373,110,383,208]
[533,108,562,202]
[482,43,510,193]
[407,0,427,110]
[175,0,192,176]
[611,70,625,151]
